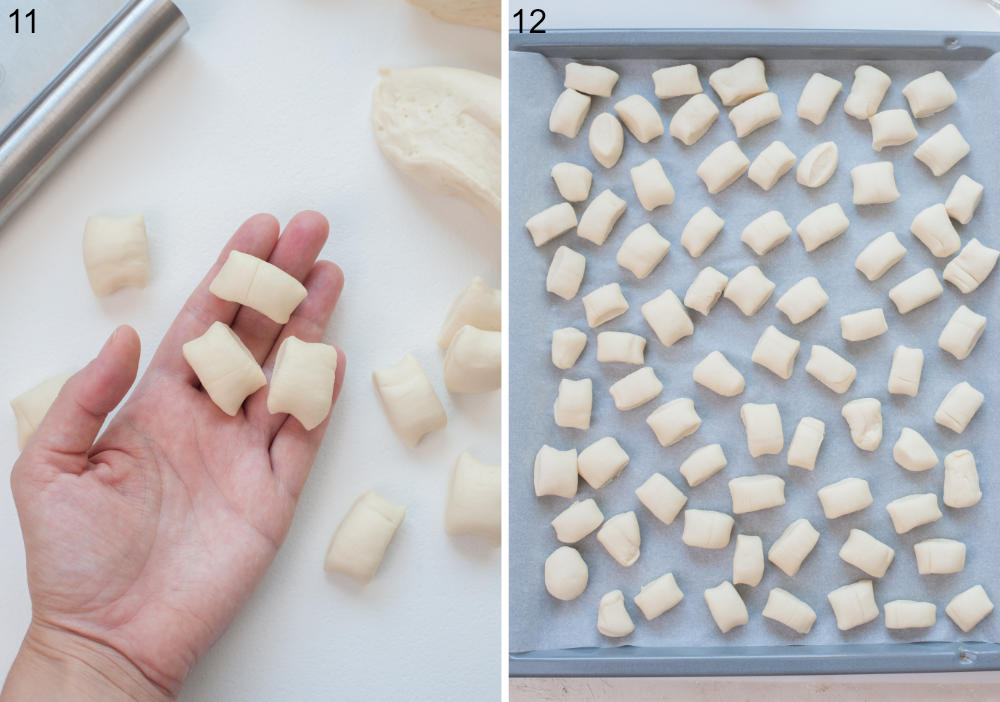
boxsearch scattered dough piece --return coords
[841,398,883,451]
[647,397,701,447]
[828,580,879,630]
[546,246,586,300]
[728,91,781,138]
[437,276,501,348]
[634,573,684,620]
[763,588,817,634]
[796,203,849,252]
[885,493,942,534]
[723,265,775,316]
[796,141,838,188]
[582,283,629,327]
[889,268,943,314]
[697,141,750,194]
[183,322,266,416]
[82,214,149,296]
[578,189,627,245]
[869,109,917,151]
[615,95,664,143]
[914,124,970,176]
[938,304,986,360]
[844,65,891,119]
[730,475,785,514]
[549,88,591,138]
[597,590,635,637]
[684,267,729,316]
[946,585,994,632]
[775,276,828,324]
[747,141,796,190]
[553,377,593,430]
[740,402,784,457]
[533,445,578,498]
[551,499,604,543]
[914,538,966,574]
[635,473,688,526]
[851,162,899,205]
[324,490,405,583]
[608,366,663,411]
[692,350,745,397]
[733,534,765,587]
[805,345,857,394]
[445,452,500,545]
[630,159,675,211]
[839,529,895,578]
[741,210,791,255]
[525,202,577,247]
[589,112,625,168]
[596,331,645,364]
[210,251,307,324]
[617,223,670,278]
[577,436,630,489]
[551,327,588,370]
[944,238,1000,293]
[751,325,800,380]
[817,477,873,519]
[372,353,446,446]
[680,206,725,257]
[444,325,500,393]
[888,345,924,396]
[704,581,749,633]
[910,203,960,258]
[550,162,593,202]
[565,62,619,97]
[682,509,734,549]
[669,93,720,146]
[943,450,982,508]
[892,427,938,472]
[709,57,768,107]
[797,72,842,125]
[934,381,984,433]
[679,443,728,487]
[945,175,984,224]
[405,0,498,30]
[641,289,693,346]
[885,601,936,630]
[787,416,825,470]
[267,336,338,430]
[597,511,641,566]
[545,546,589,601]
[653,64,702,99]
[768,518,819,576]
[841,308,888,341]
[855,231,906,281]
[9,373,71,451]
[902,70,957,118]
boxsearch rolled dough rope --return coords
[796,203,849,252]
[888,345,924,396]
[914,538,966,574]
[854,231,906,281]
[838,528,895,578]
[704,581,749,634]
[888,268,943,314]
[684,267,729,316]
[945,175,984,224]
[740,402,784,457]
[841,398,883,451]
[723,265,775,316]
[577,436,630,490]
[614,94,664,143]
[885,601,936,630]
[696,140,750,194]
[608,366,663,411]
[372,352,447,446]
[616,223,670,279]
[629,158,675,211]
[729,474,786,514]
[546,245,586,300]
[938,304,986,360]
[549,88,591,138]
[787,416,825,470]
[533,445,578,499]
[596,331,646,364]
[728,91,781,138]
[943,449,982,508]
[797,72,842,125]
[550,162,593,202]
[437,276,501,348]
[641,288,693,346]
[914,124,970,176]
[892,427,938,472]
[827,580,879,631]
[544,546,589,601]
[762,588,817,634]
[692,350,745,397]
[209,250,308,325]
[840,308,888,341]
[596,511,641,567]
[817,477,873,519]
[805,345,857,394]
[406,0,499,30]
[747,140,796,191]
[646,397,701,447]
[885,493,942,534]
[680,206,725,257]
[733,534,765,587]
[768,518,819,576]
[82,214,149,297]
[589,112,625,168]
[551,498,604,543]
[266,336,338,430]
[669,93,719,146]
[775,276,828,324]
[844,65,891,119]
[635,473,688,526]
[182,321,267,416]
[577,189,627,245]
[443,325,501,393]
[444,452,500,545]
[553,377,593,430]
[597,590,635,637]
[943,238,1000,293]
[678,443,728,487]
[682,509,734,549]
[323,490,405,583]
[741,210,791,256]
[525,202,577,247]
[869,109,918,151]
[709,57,768,107]
[946,586,994,632]
[851,161,899,205]
[653,63,702,99]
[934,380,984,434]
[9,373,72,451]
[551,327,587,370]
[751,325,800,380]
[902,70,957,118]
[634,572,684,621]
[796,141,838,188]
[910,203,961,258]
[564,62,619,97]
[582,282,629,327]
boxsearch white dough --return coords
[844,65,891,119]
[577,436,630,489]
[902,70,957,118]
[608,366,663,411]
[945,174,984,224]
[630,159,675,211]
[889,268,943,314]
[723,265,775,316]
[796,203,849,252]
[546,246,586,300]
[728,91,781,138]
[747,140,796,190]
[946,585,994,632]
[733,534,765,587]
[914,124,970,176]
[885,493,942,534]
[938,304,986,360]
[751,325,800,380]
[589,112,625,168]
[577,189,627,245]
[841,308,888,341]
[533,445,579,499]
[943,450,982,508]
[9,373,71,451]
[597,590,635,637]
[741,210,791,255]
[797,72,842,125]
[525,202,578,247]
[887,346,925,399]
[910,203,961,258]
[564,62,619,97]
[551,498,604,543]
[943,238,1000,293]
[851,161,899,205]
[669,93,720,146]
[550,162,593,202]
[646,397,701,447]
[841,398,883,451]
[551,327,588,370]
[545,546,589,601]
[683,509,735,550]
[740,402,784,457]
[796,141,838,188]
[406,0,499,30]
[869,109,918,151]
[855,231,906,281]
[641,288,693,346]
[885,601,936,630]
[597,511,641,567]
[596,331,646,364]
[324,490,405,583]
[82,214,149,297]
[183,322,266,417]
[763,588,817,634]
[768,518,819,576]
[775,276,828,324]
[653,64,702,99]
[914,538,966,574]
[839,528,895,578]
[828,580,879,630]
[549,88,591,138]
[617,223,670,279]
[210,250,307,325]
[582,283,629,327]
[444,325,500,393]
[634,572,684,620]
[680,206,725,257]
[704,581,749,634]
[893,427,938,472]
[692,350,745,397]
[805,345,857,394]
[553,377,593,430]
[445,452,500,545]
[635,473,688,525]
[267,336,338,430]
[730,475,786,514]
[934,381,984,433]
[372,353,447,447]
[684,267,729,316]
[817,477,873,519]
[696,140,750,194]
[437,276,501,348]
[787,416,825,470]
[678,443,728,487]
[614,94,664,143]
[709,57,768,106]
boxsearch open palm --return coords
[9,212,344,698]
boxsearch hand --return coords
[2,212,345,700]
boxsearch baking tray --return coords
[509,28,1000,677]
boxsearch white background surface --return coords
[0,1,500,700]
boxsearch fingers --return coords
[230,210,329,363]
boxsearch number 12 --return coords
[513,8,546,34]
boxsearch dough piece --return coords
[550,162,593,202]
[641,289,693,346]
[546,246,586,300]
[697,140,750,194]
[597,590,635,637]
[944,238,1000,293]
[597,511,641,567]
[768,518,819,576]
[943,450,982,508]
[525,202,578,247]
[889,268,943,314]
[910,204,960,258]
[945,174,984,224]
[851,161,899,205]
[892,427,938,472]
[669,93,719,146]
[406,0,498,30]
[577,189,627,245]
[844,65,891,119]
[914,538,966,574]
[728,91,781,138]
[373,67,500,224]
[679,443,728,487]
[805,345,857,394]
[577,436,630,489]
[946,586,995,632]
[704,581,749,634]
[741,210,791,255]
[596,331,646,364]
[787,416,825,470]
[709,57,768,106]
[938,304,986,360]
[324,490,405,583]
[210,251,307,325]
[545,546,589,601]
[684,267,729,316]
[869,109,918,151]
[680,206,725,257]
[634,573,684,620]
[733,534,765,587]
[888,345,924,396]
[751,325,800,380]
[817,477,873,519]
[797,72,842,125]
[828,581,879,631]
[885,601,936,630]
[902,70,957,118]
[551,499,604,543]
[183,322,266,416]
[630,159,675,211]
[653,64,702,99]
[647,397,701,447]
[775,276,828,324]
[840,308,888,341]
[82,214,149,296]
[841,398,883,451]
[445,452,500,545]
[10,373,71,451]
[267,336,338,430]
[553,378,593,430]
[533,445,578,498]
[885,493,942,534]
[444,325,500,393]
[839,529,895,578]
[608,366,663,411]
[692,351,745,397]
[723,265,775,316]
[747,141,796,191]
[551,327,588,370]
[730,475,786,514]
[582,283,629,327]
[763,588,817,634]
[635,473,688,525]
[617,223,670,279]
[437,276,501,348]
[797,142,839,189]
[934,381,984,433]
[549,88,592,138]
[796,203,849,252]
[741,402,783,457]
[589,112,625,168]
[372,353,446,446]
[683,509,735,549]
[854,231,906,281]
[914,124,970,176]
[614,94,664,143]
[564,62,619,97]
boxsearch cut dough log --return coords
[406,0,499,30]
[669,93,719,146]
[914,124,970,176]
[723,265,775,316]
[445,452,500,545]
[817,477,873,519]
[943,449,982,508]
[692,350,745,397]
[545,546,589,601]
[683,509,735,549]
[797,72,842,125]
[653,64,702,99]
[787,416,825,470]
[641,289,693,346]
[578,189,627,245]
[775,276,828,324]
[684,267,729,316]
[597,511,641,567]
[596,331,645,364]
[597,590,635,637]
[183,322,267,416]
[844,65,891,119]
[747,141,796,190]
[577,436,630,489]
[886,493,942,534]
[945,175,984,224]
[553,377,593,430]
[855,231,906,281]
[565,62,619,97]
[851,162,899,205]
[551,499,604,543]
[582,283,629,327]
[938,304,986,360]
[885,601,936,630]
[741,210,791,255]
[934,381,984,434]
[546,246,586,300]
[614,94,664,143]
[709,57,768,106]
[888,345,924,397]
[630,159,675,211]
[893,427,938,471]
[805,345,857,394]
[841,398,883,451]
[841,308,888,341]
[634,572,684,620]
[647,397,701,447]
[533,445,578,499]
[910,203,960,258]
[551,327,587,370]
[729,475,785,514]
[267,336,338,430]
[728,91,781,137]
[768,518,819,576]
[751,325,800,379]
[914,538,966,574]
[796,203,849,252]
[733,534,765,586]
[697,141,750,194]
[82,214,149,296]
[704,581,749,633]
[444,325,500,393]
[763,588,817,634]
[589,112,625,168]
[839,528,894,578]
[740,402,784,457]
[438,276,501,348]
[324,490,405,583]
[946,585,994,632]
[678,443,728,487]
[617,224,670,279]
[680,206,725,257]
[372,352,447,446]
[608,366,662,411]
[550,162,593,202]
[889,268,943,314]
[635,473,688,525]
[869,109,918,151]
[902,70,957,118]
[944,238,1000,293]
[828,580,879,630]
[525,202,577,246]
[549,88,591,138]
[9,373,71,451]
[210,251,307,324]
[796,141,838,188]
